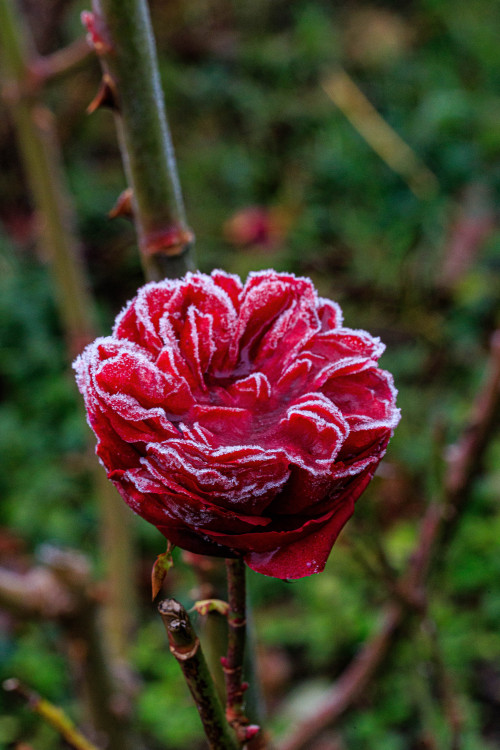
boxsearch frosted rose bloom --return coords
[74,270,400,579]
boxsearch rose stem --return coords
[185,554,228,702]
[158,599,240,750]
[0,0,136,707]
[3,678,99,750]
[224,558,256,744]
[86,0,195,281]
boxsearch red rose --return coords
[74,271,399,579]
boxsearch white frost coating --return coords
[182,306,209,390]
[79,337,192,430]
[74,269,401,548]
[317,297,343,328]
[246,269,320,303]
[336,368,401,433]
[147,438,285,464]
[179,421,212,446]
[112,278,176,337]
[140,449,286,509]
[312,327,385,359]
[141,447,289,504]
[93,347,191,417]
[230,372,272,400]
[312,356,376,387]
[279,393,350,472]
[331,456,379,478]
[254,300,320,371]
[183,272,240,324]
[147,445,240,489]
[350,374,401,433]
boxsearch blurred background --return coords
[0,1,499,748]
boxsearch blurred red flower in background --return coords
[74,270,399,579]
[223,206,290,249]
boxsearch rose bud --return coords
[74,270,400,579]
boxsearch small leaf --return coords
[192,599,230,616]
[151,544,174,600]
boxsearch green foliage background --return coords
[0,0,499,748]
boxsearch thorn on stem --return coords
[109,188,133,220]
[87,73,119,114]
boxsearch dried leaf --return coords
[151,544,174,601]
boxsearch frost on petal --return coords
[74,270,400,580]
[234,272,318,368]
[323,367,399,431]
[163,273,239,371]
[142,440,290,512]
[114,280,176,351]
[211,269,243,311]
[305,327,385,366]
[278,393,350,473]
[227,372,272,409]
[93,342,194,417]
[179,307,215,391]
[317,298,343,330]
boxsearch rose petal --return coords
[74,270,400,580]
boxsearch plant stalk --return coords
[224,559,262,746]
[3,679,100,750]
[0,0,136,701]
[159,598,240,750]
[87,0,195,280]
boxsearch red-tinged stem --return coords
[158,599,239,750]
[32,38,91,85]
[224,558,262,746]
[444,329,500,517]
[86,0,195,281]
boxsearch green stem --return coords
[159,599,239,750]
[88,0,195,280]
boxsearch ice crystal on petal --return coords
[74,270,400,579]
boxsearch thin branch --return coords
[0,548,132,750]
[158,598,240,750]
[279,604,404,750]
[322,68,438,200]
[184,552,228,702]
[444,330,500,511]
[0,0,95,357]
[0,0,137,666]
[3,679,99,750]
[30,37,92,86]
[84,0,195,280]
